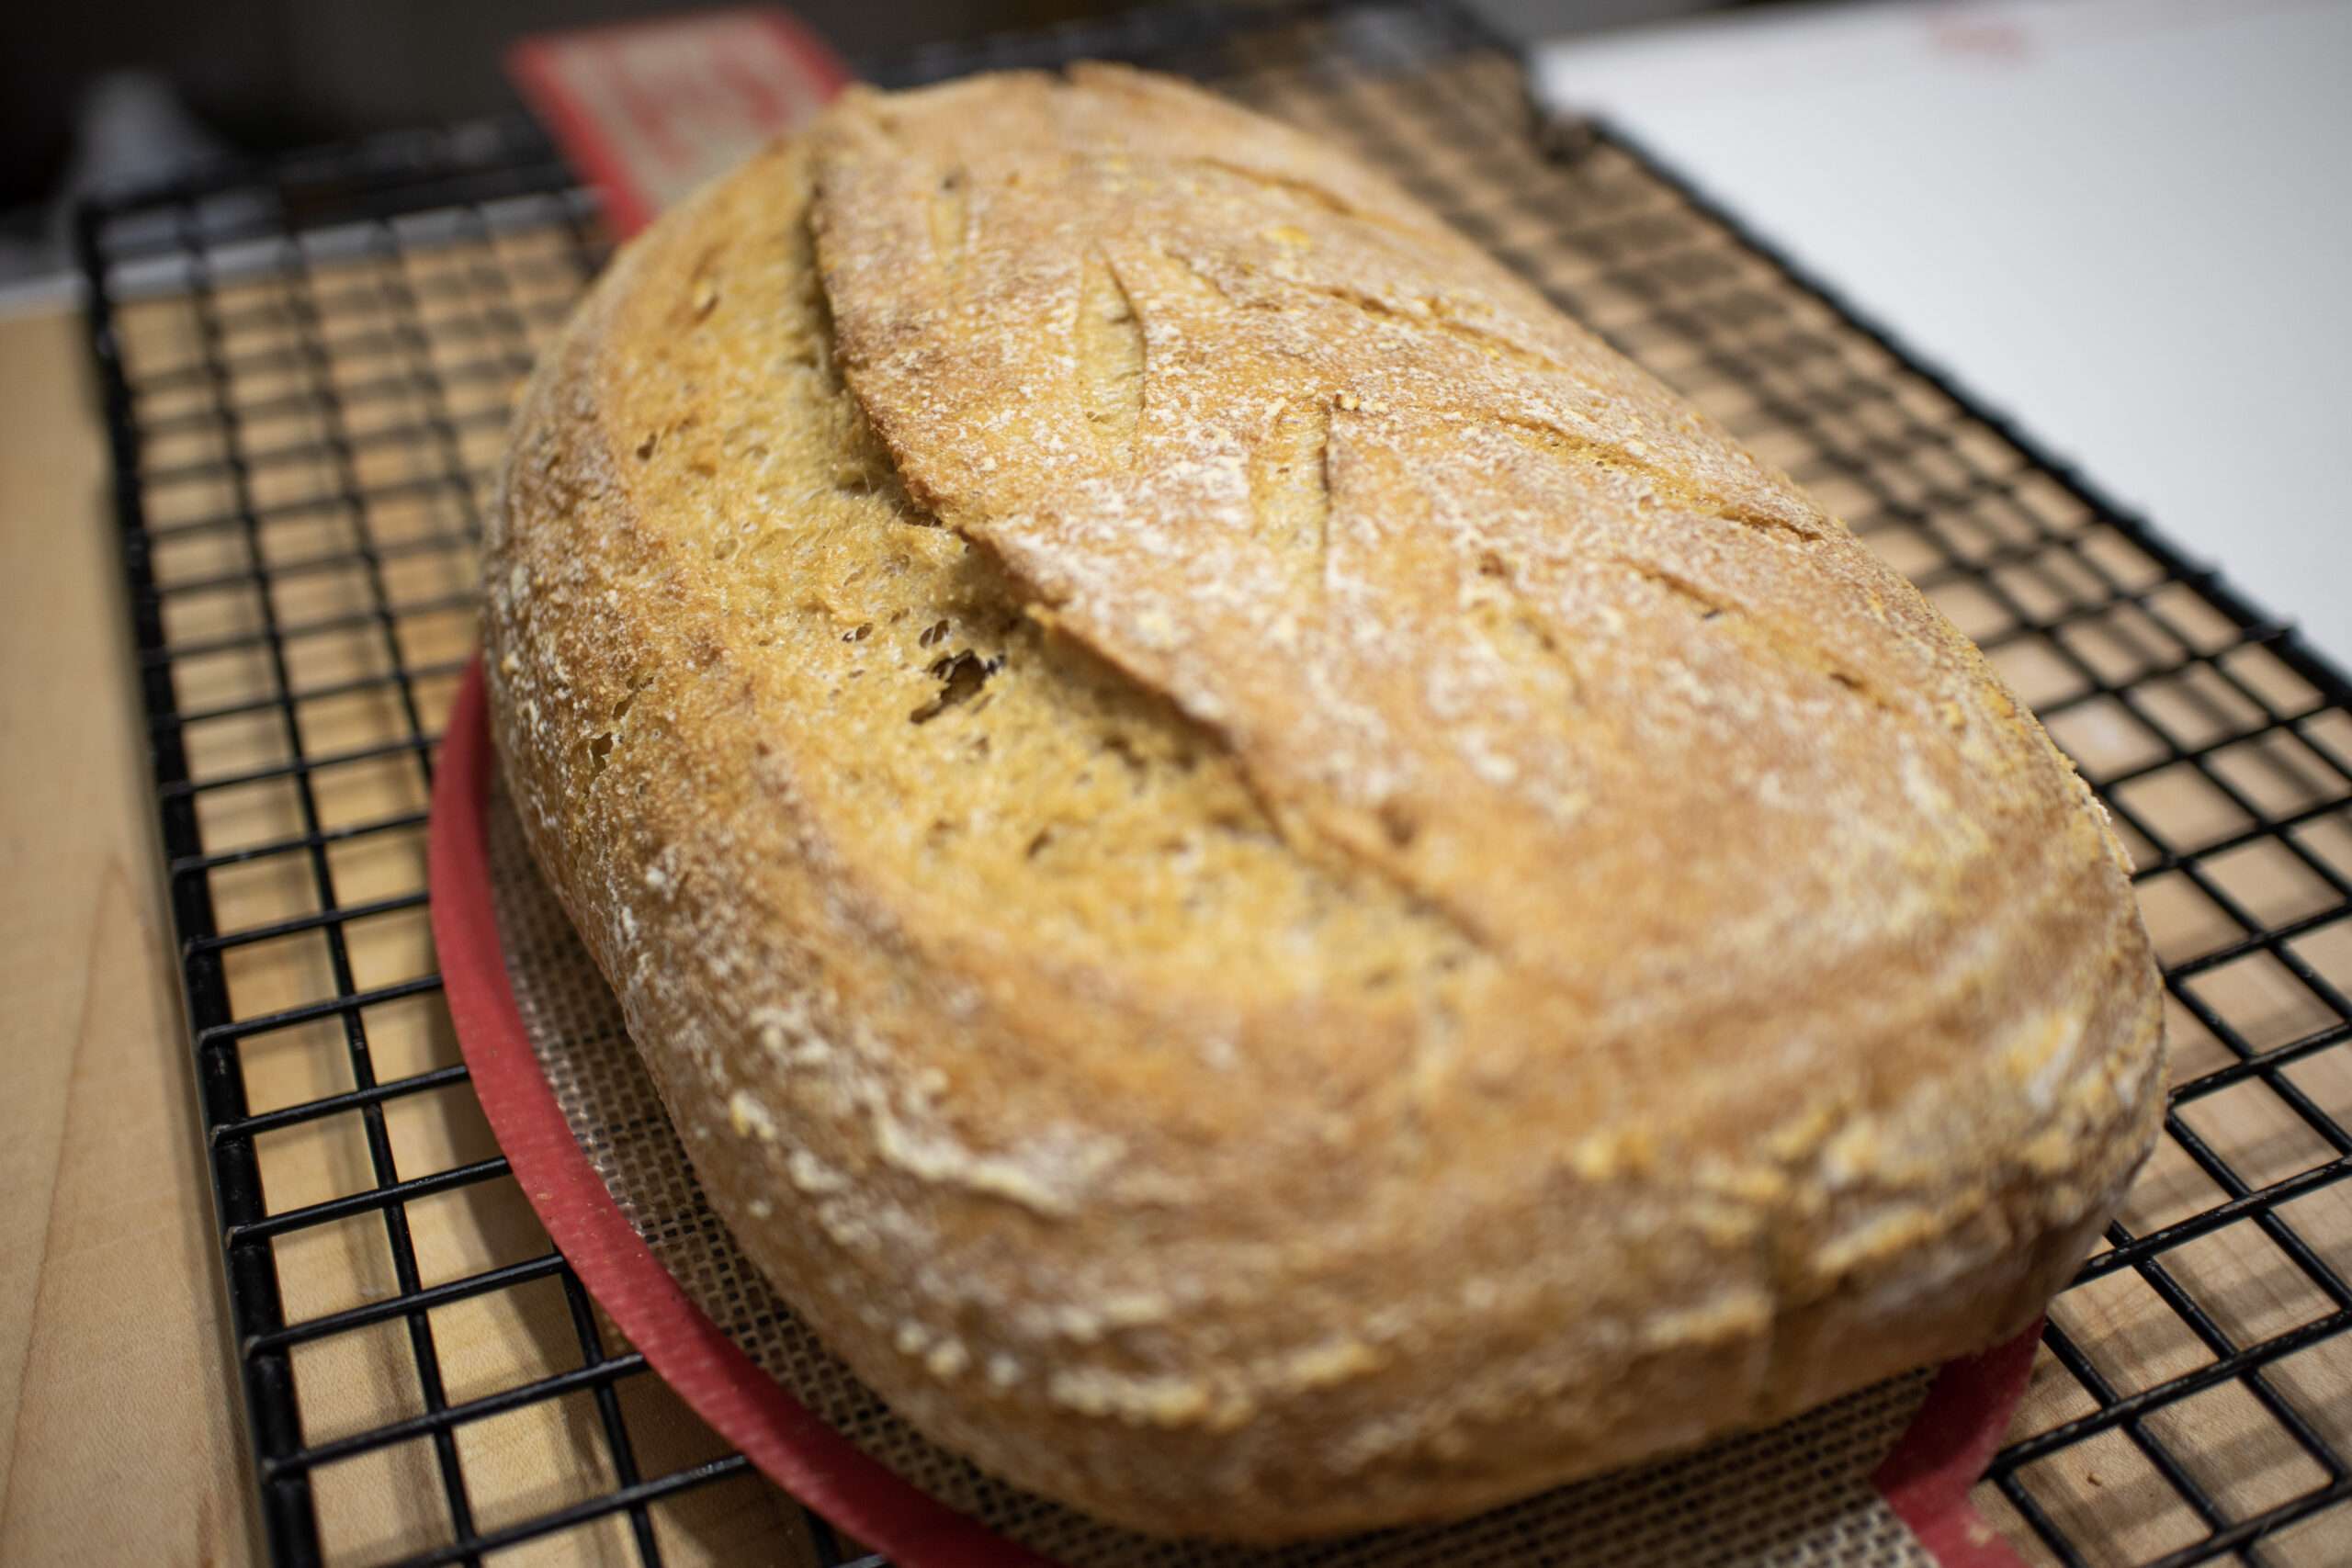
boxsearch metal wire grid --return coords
[74,120,849,1568]
[73,4,2352,1565]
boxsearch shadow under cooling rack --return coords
[74,3,2352,1564]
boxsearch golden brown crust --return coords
[484,66,2164,1540]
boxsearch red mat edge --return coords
[1874,1328,2041,1567]
[430,653,2036,1564]
[430,656,1053,1566]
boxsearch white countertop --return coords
[1533,0,2352,668]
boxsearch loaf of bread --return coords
[484,64,2164,1540]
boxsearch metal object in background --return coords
[73,4,2352,1564]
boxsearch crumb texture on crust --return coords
[483,65,2165,1540]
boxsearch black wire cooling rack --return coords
[74,3,2352,1564]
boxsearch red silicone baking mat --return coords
[431,655,2041,1565]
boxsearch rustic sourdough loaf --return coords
[484,64,2165,1540]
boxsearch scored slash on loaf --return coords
[484,62,2164,1540]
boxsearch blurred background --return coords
[0,0,1736,287]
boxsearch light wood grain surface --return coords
[0,304,255,1565]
